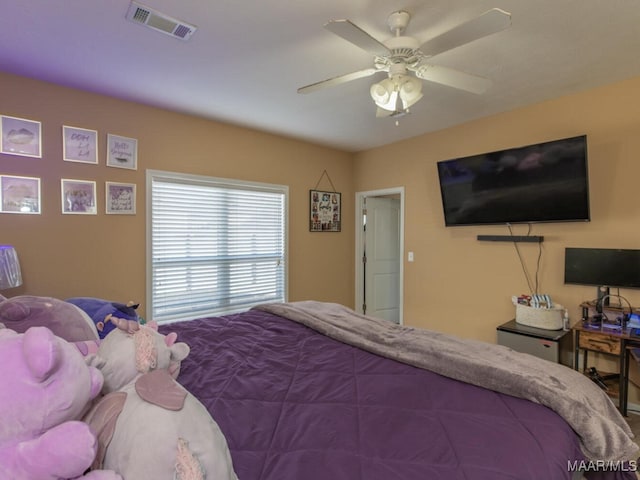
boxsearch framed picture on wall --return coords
[63,125,98,164]
[309,189,341,232]
[0,175,41,214]
[106,134,137,170]
[61,178,97,215]
[105,181,136,214]
[0,115,42,158]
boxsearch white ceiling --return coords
[1,1,639,152]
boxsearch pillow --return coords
[0,295,99,342]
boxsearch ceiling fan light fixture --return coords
[399,76,423,109]
[371,74,423,113]
[370,78,397,111]
[370,81,390,105]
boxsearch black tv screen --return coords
[564,248,640,289]
[436,135,590,226]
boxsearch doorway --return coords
[355,187,404,324]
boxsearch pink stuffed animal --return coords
[0,326,121,480]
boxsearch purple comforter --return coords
[160,309,636,480]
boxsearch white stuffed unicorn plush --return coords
[84,320,238,480]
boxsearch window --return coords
[147,170,287,323]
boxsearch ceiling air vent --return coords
[126,2,197,41]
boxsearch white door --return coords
[364,196,401,323]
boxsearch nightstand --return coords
[496,319,572,366]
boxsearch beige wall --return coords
[355,75,640,343]
[3,70,640,400]
[3,70,640,345]
[0,72,355,316]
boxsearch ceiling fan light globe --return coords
[370,78,398,110]
[399,76,423,108]
[370,82,390,104]
[401,75,422,94]
[402,91,423,109]
[377,91,398,111]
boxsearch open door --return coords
[355,188,404,324]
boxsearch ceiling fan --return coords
[298,8,511,118]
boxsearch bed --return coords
[158,300,639,480]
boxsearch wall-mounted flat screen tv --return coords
[436,135,590,226]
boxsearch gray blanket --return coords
[254,300,639,462]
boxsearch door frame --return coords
[354,186,405,324]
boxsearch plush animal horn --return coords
[110,315,140,334]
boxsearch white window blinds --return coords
[147,171,287,323]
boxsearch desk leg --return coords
[574,331,581,372]
[622,342,629,416]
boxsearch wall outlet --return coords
[408,251,414,262]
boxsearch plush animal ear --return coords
[23,326,59,381]
[164,331,189,361]
[170,342,190,363]
[164,331,177,346]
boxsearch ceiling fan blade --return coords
[414,64,492,94]
[419,8,511,58]
[297,68,379,94]
[324,19,391,57]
